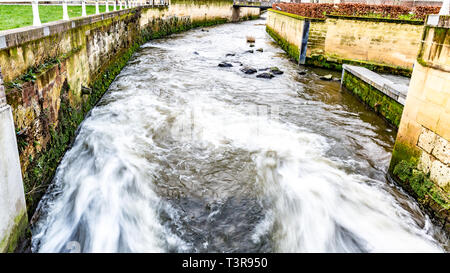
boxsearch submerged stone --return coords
[244,50,254,54]
[240,67,257,74]
[320,74,333,80]
[226,53,236,57]
[270,67,284,75]
[256,48,263,52]
[218,62,233,67]
[256,72,274,79]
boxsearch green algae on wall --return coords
[342,72,404,128]
[391,158,450,231]
[266,25,300,63]
[0,209,27,253]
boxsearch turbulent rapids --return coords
[31,16,449,253]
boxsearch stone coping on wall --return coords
[342,64,409,105]
[268,8,426,25]
[0,5,168,50]
[325,14,424,25]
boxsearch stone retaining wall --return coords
[389,15,449,232]
[266,9,424,76]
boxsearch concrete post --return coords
[113,0,116,11]
[119,0,122,10]
[32,0,41,27]
[439,0,449,15]
[95,0,100,14]
[0,69,28,253]
[62,0,69,20]
[125,0,128,9]
[82,0,87,17]
[106,0,109,12]
[232,6,240,22]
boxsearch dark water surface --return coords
[31,16,449,253]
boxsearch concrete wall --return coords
[169,0,260,22]
[389,15,449,232]
[266,9,424,75]
[0,2,260,252]
[342,64,406,128]
[0,69,27,252]
[321,16,423,70]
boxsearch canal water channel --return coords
[31,15,449,253]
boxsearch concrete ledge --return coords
[342,64,408,105]
[341,64,405,127]
[0,5,167,50]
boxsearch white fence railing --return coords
[0,0,169,27]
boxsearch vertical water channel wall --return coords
[0,70,27,252]
[266,9,425,76]
[0,1,260,252]
[389,15,450,232]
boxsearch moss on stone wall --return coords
[306,54,412,77]
[389,139,450,232]
[266,25,300,63]
[391,159,450,231]
[389,142,421,172]
[0,209,27,253]
[342,72,404,127]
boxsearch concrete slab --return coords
[342,64,410,105]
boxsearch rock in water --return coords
[320,74,333,80]
[256,48,263,52]
[332,77,341,82]
[270,67,284,75]
[244,50,254,54]
[246,36,255,43]
[226,53,236,57]
[240,67,257,74]
[256,72,274,79]
[250,44,255,47]
[298,70,307,75]
[218,62,233,67]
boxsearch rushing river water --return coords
[31,15,449,253]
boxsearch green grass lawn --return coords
[0,5,110,31]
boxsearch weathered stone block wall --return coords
[0,2,259,237]
[266,9,424,75]
[389,15,450,232]
[322,16,424,70]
